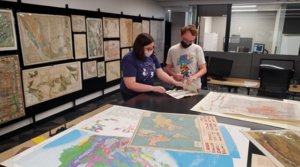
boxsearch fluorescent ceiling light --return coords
[232,9,258,12]
[232,5,257,8]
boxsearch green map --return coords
[128,113,204,153]
[0,10,16,49]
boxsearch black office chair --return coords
[201,56,209,90]
[257,68,293,99]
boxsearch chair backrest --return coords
[260,68,293,91]
[238,47,249,53]
[201,56,209,89]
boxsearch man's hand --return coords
[175,73,183,80]
[185,76,197,85]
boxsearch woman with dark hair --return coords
[120,33,183,101]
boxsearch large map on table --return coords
[0,55,25,124]
[22,62,82,107]
[129,113,207,153]
[12,125,244,167]
[201,92,300,121]
[242,130,300,167]
[17,13,73,66]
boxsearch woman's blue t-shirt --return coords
[120,50,161,96]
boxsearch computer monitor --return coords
[208,57,233,81]
[253,43,265,53]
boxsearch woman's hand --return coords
[174,81,184,87]
[152,86,166,94]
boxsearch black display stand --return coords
[0,1,164,132]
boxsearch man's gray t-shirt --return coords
[166,43,206,88]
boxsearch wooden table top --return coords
[289,85,300,93]
[207,76,260,88]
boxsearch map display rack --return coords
[128,112,229,155]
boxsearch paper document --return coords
[166,90,199,99]
[243,81,258,87]
[251,154,276,167]
[199,92,300,121]
[183,79,198,93]
[242,130,300,167]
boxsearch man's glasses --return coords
[182,38,194,44]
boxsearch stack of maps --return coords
[1,106,251,167]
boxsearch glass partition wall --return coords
[189,2,300,55]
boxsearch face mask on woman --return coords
[144,49,154,57]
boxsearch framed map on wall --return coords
[17,13,73,66]
[133,22,142,44]
[74,34,87,59]
[142,20,149,34]
[0,9,18,51]
[120,18,132,48]
[106,60,120,82]
[121,48,130,59]
[103,17,119,38]
[150,20,164,63]
[22,62,82,107]
[71,15,86,32]
[104,40,120,61]
[86,18,103,59]
[0,55,25,124]
[82,61,97,80]
[97,61,105,78]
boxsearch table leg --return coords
[247,88,250,95]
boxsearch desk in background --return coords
[207,76,300,95]
[207,76,260,95]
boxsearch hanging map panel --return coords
[106,60,120,82]
[22,62,82,107]
[120,18,132,48]
[17,13,73,66]
[133,22,142,44]
[0,55,25,124]
[0,9,18,51]
[71,15,86,32]
[86,18,103,59]
[103,17,119,38]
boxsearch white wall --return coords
[280,35,300,55]
[230,12,276,53]
[203,17,212,33]
[199,17,212,47]
[4,0,164,18]
[211,17,227,52]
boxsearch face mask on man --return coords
[144,49,154,57]
[181,40,192,48]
